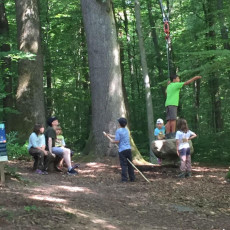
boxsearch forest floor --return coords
[0,158,229,230]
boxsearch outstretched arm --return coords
[184,76,202,85]
[103,132,119,144]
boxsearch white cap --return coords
[156,118,164,124]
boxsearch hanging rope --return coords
[159,0,173,79]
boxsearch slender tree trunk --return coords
[14,0,46,141]
[193,80,200,131]
[121,0,136,120]
[217,0,230,50]
[203,0,223,132]
[146,0,166,99]
[44,0,52,117]
[81,0,143,161]
[134,0,157,163]
[0,1,13,128]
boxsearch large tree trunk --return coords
[14,0,46,141]
[81,0,143,161]
[0,1,13,129]
[134,0,157,163]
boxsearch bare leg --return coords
[165,121,170,133]
[62,148,72,168]
[59,158,64,167]
[171,120,176,133]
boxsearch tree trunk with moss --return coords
[13,0,46,141]
[81,0,144,162]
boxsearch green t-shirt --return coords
[165,82,184,106]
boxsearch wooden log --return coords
[151,139,194,160]
[0,162,5,184]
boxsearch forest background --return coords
[0,0,230,164]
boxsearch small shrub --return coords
[6,132,30,160]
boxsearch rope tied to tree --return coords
[159,0,174,79]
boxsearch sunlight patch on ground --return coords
[193,167,228,173]
[194,175,204,178]
[86,162,108,168]
[29,195,67,203]
[57,185,95,194]
[63,207,119,229]
[81,174,97,178]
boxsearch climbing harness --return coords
[159,0,173,79]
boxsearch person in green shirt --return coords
[165,74,202,138]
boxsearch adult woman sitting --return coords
[28,124,54,175]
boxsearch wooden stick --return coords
[0,162,5,185]
[103,132,150,183]
[126,158,150,183]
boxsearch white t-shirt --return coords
[176,130,195,150]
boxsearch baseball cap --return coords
[156,118,164,124]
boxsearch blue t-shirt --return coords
[154,126,166,136]
[28,133,45,150]
[115,128,131,152]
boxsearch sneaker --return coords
[177,172,186,178]
[43,171,49,175]
[67,168,78,175]
[35,169,44,175]
[185,172,192,178]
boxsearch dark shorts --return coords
[179,148,191,156]
[166,105,177,121]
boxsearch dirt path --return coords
[0,159,229,230]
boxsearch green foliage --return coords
[0,50,36,61]
[6,132,29,160]
[1,0,230,164]
[24,205,39,212]
[226,170,230,180]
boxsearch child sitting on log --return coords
[176,118,197,178]
[55,126,77,170]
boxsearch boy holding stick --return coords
[103,118,135,183]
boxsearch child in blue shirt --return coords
[105,118,135,182]
[154,118,166,140]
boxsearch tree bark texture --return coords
[81,0,128,156]
[134,0,157,162]
[0,1,13,129]
[14,0,46,140]
[203,0,223,132]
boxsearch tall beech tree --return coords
[81,0,143,161]
[0,1,13,128]
[14,0,46,140]
[134,0,156,162]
